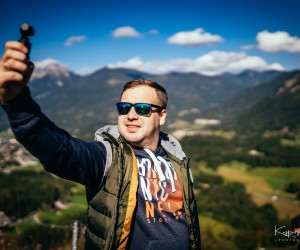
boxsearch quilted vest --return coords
[85,132,201,250]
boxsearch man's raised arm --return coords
[0,41,106,193]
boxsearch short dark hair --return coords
[121,79,168,108]
[291,214,300,230]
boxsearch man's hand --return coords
[0,41,34,103]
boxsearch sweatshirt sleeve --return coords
[1,86,106,193]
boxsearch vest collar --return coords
[95,125,186,160]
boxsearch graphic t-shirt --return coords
[128,146,189,250]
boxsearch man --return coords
[291,215,300,250]
[0,41,201,249]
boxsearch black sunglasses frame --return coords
[116,102,165,117]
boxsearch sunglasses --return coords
[116,102,165,117]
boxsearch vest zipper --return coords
[107,151,124,250]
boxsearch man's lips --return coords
[126,124,141,131]
[126,124,140,128]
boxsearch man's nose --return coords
[127,106,139,119]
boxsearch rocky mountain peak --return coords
[31,59,71,80]
[276,72,300,96]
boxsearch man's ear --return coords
[159,109,167,126]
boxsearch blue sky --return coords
[0,0,299,76]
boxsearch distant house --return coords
[0,211,11,229]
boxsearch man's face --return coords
[117,86,167,151]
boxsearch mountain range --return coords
[232,71,300,132]
[0,61,299,139]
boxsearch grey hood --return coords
[94,125,186,160]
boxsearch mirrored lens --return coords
[117,103,131,115]
[134,103,151,116]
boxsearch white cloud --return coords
[107,51,285,76]
[64,35,87,47]
[167,28,223,46]
[257,30,300,53]
[111,26,142,38]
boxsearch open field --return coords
[249,167,300,191]
[217,162,274,196]
[217,162,300,219]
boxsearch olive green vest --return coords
[85,132,201,250]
